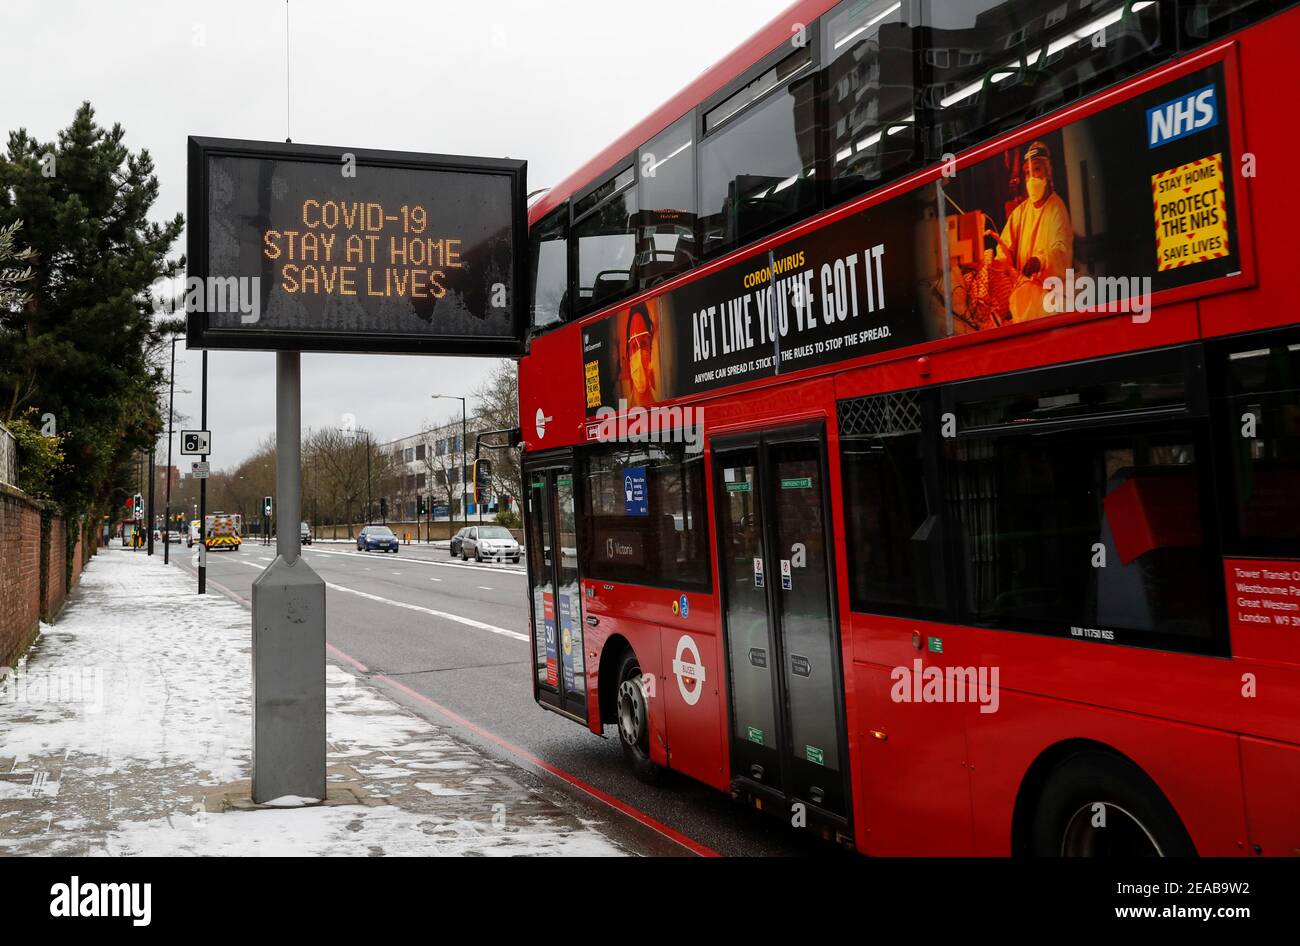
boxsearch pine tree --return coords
[0,219,35,309]
[0,102,183,517]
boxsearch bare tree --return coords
[304,426,375,538]
[419,416,464,520]
[226,439,276,530]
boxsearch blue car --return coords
[357,525,399,553]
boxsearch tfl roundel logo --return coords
[673,634,707,706]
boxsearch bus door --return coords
[712,423,851,831]
[525,457,588,722]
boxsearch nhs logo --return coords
[1146,84,1218,148]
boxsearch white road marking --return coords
[300,546,525,576]
[426,560,526,575]
[478,586,492,591]
[225,559,526,642]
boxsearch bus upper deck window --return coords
[822,0,919,202]
[700,45,818,257]
[528,204,569,329]
[636,115,698,289]
[573,167,638,316]
[923,0,1164,155]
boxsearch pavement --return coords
[0,547,638,856]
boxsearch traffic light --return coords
[263,495,273,517]
[473,459,493,505]
[133,493,144,520]
[417,495,427,517]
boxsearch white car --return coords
[461,525,521,563]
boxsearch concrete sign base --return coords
[251,554,326,804]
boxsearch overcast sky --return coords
[2,0,790,469]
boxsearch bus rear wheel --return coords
[1032,751,1195,857]
[615,649,664,784]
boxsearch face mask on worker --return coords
[1026,176,1047,203]
[630,346,648,393]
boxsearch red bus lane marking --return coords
[327,643,369,674]
[368,670,719,858]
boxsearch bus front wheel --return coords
[1032,750,1195,857]
[615,649,664,784]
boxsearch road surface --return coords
[169,539,845,857]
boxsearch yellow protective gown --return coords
[997,191,1074,321]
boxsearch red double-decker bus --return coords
[518,0,1300,855]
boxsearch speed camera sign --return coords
[180,429,211,455]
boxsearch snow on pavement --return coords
[0,548,626,856]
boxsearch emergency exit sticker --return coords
[1152,153,1229,271]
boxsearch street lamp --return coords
[431,394,467,531]
[339,424,372,530]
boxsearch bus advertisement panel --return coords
[580,62,1241,417]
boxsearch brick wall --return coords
[71,528,86,586]
[1,485,89,667]
[41,515,67,622]
[0,484,42,668]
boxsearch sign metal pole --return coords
[147,446,155,556]
[164,337,176,564]
[198,350,208,594]
[251,350,326,803]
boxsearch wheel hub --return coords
[617,677,646,747]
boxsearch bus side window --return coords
[821,0,919,204]
[636,115,698,290]
[838,389,948,618]
[699,44,818,258]
[923,0,1166,157]
[573,166,638,317]
[528,203,569,330]
[940,351,1225,655]
[579,443,710,591]
[1216,329,1300,555]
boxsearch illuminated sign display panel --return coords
[186,137,526,355]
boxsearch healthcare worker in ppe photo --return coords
[997,140,1075,321]
[621,301,661,408]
